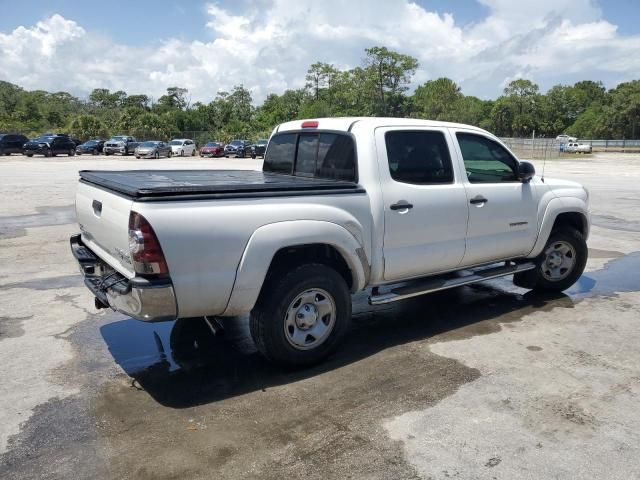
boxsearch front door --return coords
[452,130,539,266]
[376,127,469,282]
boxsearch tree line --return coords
[1,46,639,142]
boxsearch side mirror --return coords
[518,161,535,183]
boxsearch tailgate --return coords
[76,181,135,278]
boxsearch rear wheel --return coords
[92,148,98,155]
[68,148,75,156]
[514,227,587,291]
[191,148,195,156]
[154,151,159,159]
[250,264,351,368]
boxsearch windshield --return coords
[205,142,220,147]
[111,136,127,141]
[230,140,243,146]
[257,139,268,145]
[83,140,98,145]
[169,140,183,145]
[35,136,56,143]
[140,141,159,147]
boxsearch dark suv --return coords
[0,134,29,155]
[23,135,77,157]
[224,139,252,158]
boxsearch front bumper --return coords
[70,234,177,322]
[24,146,48,154]
[104,146,127,154]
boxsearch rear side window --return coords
[264,132,356,181]
[385,131,454,184]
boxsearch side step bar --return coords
[369,262,536,305]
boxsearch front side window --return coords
[456,133,518,183]
[385,130,454,185]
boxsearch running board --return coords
[368,262,536,305]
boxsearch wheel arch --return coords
[222,220,369,316]
[528,197,590,258]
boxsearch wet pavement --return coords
[1,154,640,479]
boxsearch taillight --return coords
[128,212,169,276]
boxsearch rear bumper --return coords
[70,234,177,322]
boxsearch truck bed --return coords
[79,170,364,201]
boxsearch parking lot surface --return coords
[1,153,639,479]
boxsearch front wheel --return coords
[250,264,351,368]
[68,148,75,156]
[514,227,587,291]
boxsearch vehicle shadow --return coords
[100,283,575,408]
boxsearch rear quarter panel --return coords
[133,193,372,318]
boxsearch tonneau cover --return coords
[79,170,364,200]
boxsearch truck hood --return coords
[542,176,588,201]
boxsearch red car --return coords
[199,141,224,157]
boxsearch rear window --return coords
[264,132,356,181]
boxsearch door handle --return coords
[390,202,413,211]
[469,196,488,205]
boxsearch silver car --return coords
[135,141,172,159]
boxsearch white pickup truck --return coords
[71,117,590,367]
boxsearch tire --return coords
[154,151,159,159]
[26,153,33,157]
[105,151,111,156]
[514,227,587,291]
[168,151,172,158]
[180,149,184,157]
[92,149,98,155]
[191,148,195,156]
[251,153,256,159]
[68,148,75,156]
[45,149,53,157]
[123,148,128,156]
[135,156,140,159]
[250,264,351,368]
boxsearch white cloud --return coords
[0,1,639,104]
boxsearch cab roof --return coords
[275,117,488,134]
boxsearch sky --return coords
[0,0,639,104]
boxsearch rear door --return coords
[376,127,469,282]
[452,130,538,266]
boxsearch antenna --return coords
[540,131,547,183]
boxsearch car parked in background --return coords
[565,142,592,154]
[199,141,224,157]
[224,139,251,158]
[169,139,196,157]
[23,135,77,157]
[250,139,268,159]
[0,133,29,155]
[75,139,105,155]
[104,135,140,156]
[556,134,577,143]
[135,141,173,159]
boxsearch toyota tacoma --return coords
[71,118,590,367]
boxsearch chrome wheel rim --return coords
[541,240,576,281]
[284,288,336,350]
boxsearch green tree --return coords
[413,77,463,120]
[67,115,107,140]
[363,46,418,116]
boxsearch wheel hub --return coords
[295,304,318,330]
[546,251,563,268]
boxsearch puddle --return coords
[567,251,640,297]
[0,205,76,239]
